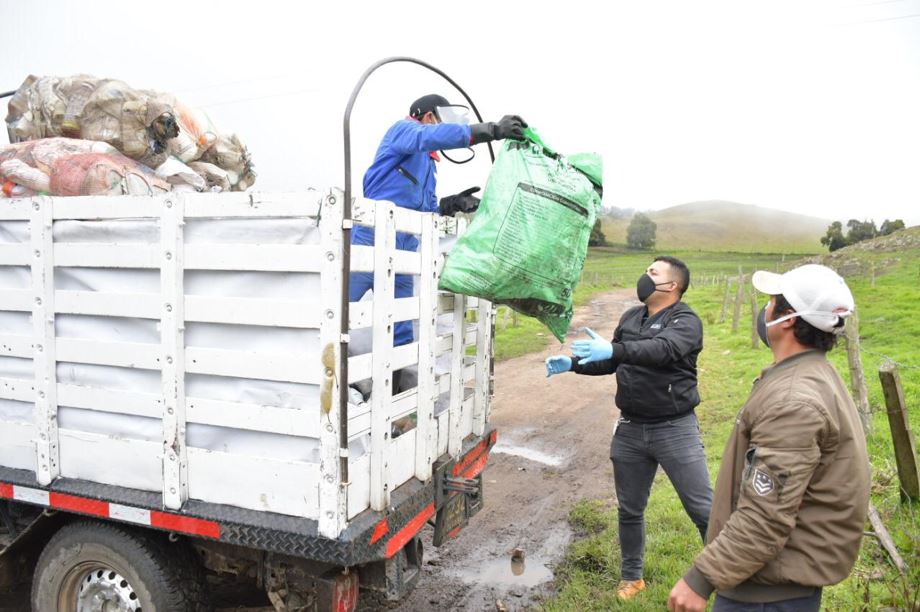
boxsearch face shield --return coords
[434,105,471,125]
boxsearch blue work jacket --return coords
[353,118,470,251]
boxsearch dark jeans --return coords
[610,412,713,581]
[712,588,822,611]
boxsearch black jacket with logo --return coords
[571,301,703,423]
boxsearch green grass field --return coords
[491,236,920,610]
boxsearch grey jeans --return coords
[610,412,713,581]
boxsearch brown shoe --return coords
[616,578,647,600]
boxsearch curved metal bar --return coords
[338,57,495,476]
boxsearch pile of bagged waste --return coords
[2,74,255,198]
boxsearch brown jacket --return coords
[684,350,870,602]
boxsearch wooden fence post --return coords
[731,267,744,333]
[720,279,730,324]
[843,312,871,433]
[750,288,759,349]
[879,363,920,501]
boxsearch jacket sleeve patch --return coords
[752,469,774,496]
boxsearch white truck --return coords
[0,187,497,611]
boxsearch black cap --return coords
[409,94,450,118]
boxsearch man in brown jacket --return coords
[668,264,870,611]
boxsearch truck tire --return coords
[31,520,207,612]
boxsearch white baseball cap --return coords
[752,264,855,332]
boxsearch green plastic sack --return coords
[438,128,602,341]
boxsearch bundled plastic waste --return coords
[5,74,255,191]
[0,138,170,197]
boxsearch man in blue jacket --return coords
[352,94,526,348]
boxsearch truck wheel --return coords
[31,520,207,612]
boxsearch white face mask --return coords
[765,309,848,328]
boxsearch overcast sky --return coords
[3,0,919,224]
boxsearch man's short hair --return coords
[773,293,842,352]
[654,255,690,296]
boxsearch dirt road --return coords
[393,289,635,612]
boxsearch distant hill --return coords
[600,200,829,253]
[804,225,920,277]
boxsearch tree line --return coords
[820,218,905,252]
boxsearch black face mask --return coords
[756,304,770,347]
[636,274,674,303]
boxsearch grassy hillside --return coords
[541,228,920,610]
[601,200,828,254]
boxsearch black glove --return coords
[439,187,481,216]
[469,115,528,145]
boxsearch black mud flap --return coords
[431,460,483,547]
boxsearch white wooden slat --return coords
[57,384,162,419]
[348,301,372,330]
[369,201,396,511]
[55,290,160,319]
[0,199,32,220]
[352,198,424,236]
[0,289,33,312]
[59,430,162,493]
[447,293,466,458]
[32,196,59,485]
[0,244,31,266]
[186,448,320,519]
[392,342,419,371]
[390,390,419,422]
[347,453,370,520]
[347,403,371,440]
[415,214,438,481]
[0,377,35,402]
[436,411,449,458]
[56,338,161,369]
[186,397,319,438]
[347,353,371,384]
[393,250,421,275]
[461,392,475,439]
[54,244,160,268]
[473,300,493,436]
[347,297,419,331]
[161,195,187,510]
[388,431,416,493]
[350,245,374,273]
[0,333,34,358]
[186,296,322,328]
[317,188,347,539]
[437,293,455,314]
[348,342,417,387]
[183,191,322,218]
[185,347,321,385]
[433,328,477,357]
[0,421,37,472]
[51,197,162,220]
[184,244,324,272]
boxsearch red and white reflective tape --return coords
[0,482,220,539]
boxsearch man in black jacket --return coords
[545,256,712,601]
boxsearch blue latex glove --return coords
[545,355,572,377]
[571,327,613,364]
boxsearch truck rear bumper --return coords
[0,428,497,567]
